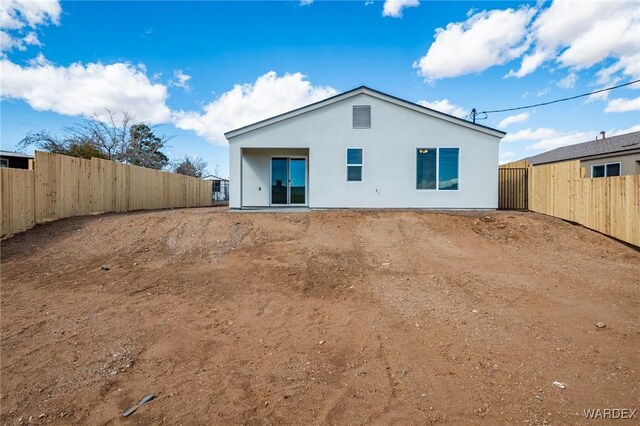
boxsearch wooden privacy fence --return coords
[498,167,528,210]
[502,159,639,246]
[528,160,639,246]
[1,151,212,237]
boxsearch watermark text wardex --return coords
[583,408,637,420]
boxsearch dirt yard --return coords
[1,208,638,425]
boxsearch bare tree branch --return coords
[17,109,170,167]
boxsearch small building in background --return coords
[203,175,229,203]
[0,151,34,169]
[522,131,640,178]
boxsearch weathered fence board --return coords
[1,152,212,237]
[498,167,528,210]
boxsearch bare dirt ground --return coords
[1,207,639,425]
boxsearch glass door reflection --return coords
[270,157,306,205]
[271,157,288,204]
[289,158,306,204]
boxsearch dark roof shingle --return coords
[524,131,640,165]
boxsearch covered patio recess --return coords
[240,148,309,208]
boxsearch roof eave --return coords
[224,86,506,140]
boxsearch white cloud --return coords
[22,30,39,45]
[502,127,560,143]
[536,88,549,97]
[508,0,640,79]
[521,87,550,98]
[0,29,40,53]
[416,1,640,83]
[517,124,640,152]
[173,71,337,145]
[413,7,534,81]
[585,90,609,104]
[604,96,640,113]
[26,52,49,66]
[499,151,515,165]
[531,130,595,150]
[0,0,60,55]
[505,49,548,78]
[0,57,171,123]
[169,69,191,91]
[497,112,529,129]
[556,72,577,89]
[610,124,640,135]
[382,0,420,18]
[595,62,623,87]
[417,98,466,118]
[0,0,61,29]
[299,0,313,6]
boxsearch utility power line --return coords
[470,79,640,123]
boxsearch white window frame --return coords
[415,147,461,191]
[591,162,621,178]
[346,147,364,183]
[0,158,8,168]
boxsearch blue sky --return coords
[1,0,639,176]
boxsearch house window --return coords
[439,148,460,190]
[0,158,8,168]
[353,105,371,129]
[346,148,363,182]
[417,147,460,190]
[592,162,621,178]
[213,180,221,192]
[416,148,436,189]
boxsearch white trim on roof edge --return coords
[224,87,506,140]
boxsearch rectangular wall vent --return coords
[353,105,371,129]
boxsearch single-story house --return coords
[522,130,640,178]
[225,86,505,209]
[0,150,34,169]
[203,175,230,202]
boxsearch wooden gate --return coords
[498,167,528,210]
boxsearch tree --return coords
[66,140,109,160]
[17,110,169,167]
[127,124,170,170]
[173,156,208,178]
[70,110,134,161]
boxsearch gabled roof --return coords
[524,131,640,165]
[224,86,506,140]
[202,175,229,181]
[0,150,34,159]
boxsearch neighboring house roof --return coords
[224,86,506,140]
[202,175,229,181]
[524,131,640,165]
[0,150,34,159]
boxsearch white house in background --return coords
[202,175,229,202]
[225,86,505,209]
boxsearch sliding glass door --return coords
[289,159,306,204]
[271,158,288,204]
[271,157,306,206]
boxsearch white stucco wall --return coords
[241,148,308,207]
[228,93,502,209]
